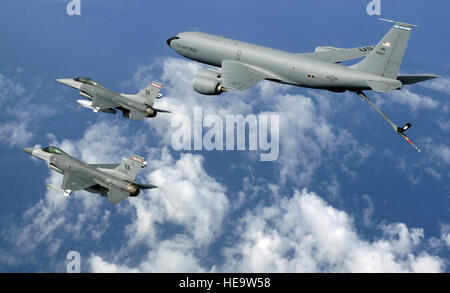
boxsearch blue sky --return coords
[0,0,449,272]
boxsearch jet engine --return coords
[193,69,226,95]
[145,107,157,117]
[126,183,140,197]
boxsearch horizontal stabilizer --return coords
[128,110,147,120]
[153,108,171,113]
[107,187,129,204]
[301,45,375,63]
[135,183,158,189]
[397,74,438,85]
[365,79,402,93]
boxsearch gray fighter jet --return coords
[57,77,170,120]
[23,146,157,204]
[167,19,438,152]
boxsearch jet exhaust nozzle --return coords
[146,107,157,117]
[126,183,140,197]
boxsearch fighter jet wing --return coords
[300,45,375,63]
[107,187,129,204]
[61,172,95,192]
[91,96,120,110]
[221,60,269,91]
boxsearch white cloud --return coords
[424,167,442,180]
[362,194,375,227]
[123,148,229,247]
[0,122,33,147]
[0,74,34,147]
[89,183,445,273]
[272,92,371,185]
[421,76,450,95]
[91,236,207,273]
[0,72,57,148]
[89,148,230,272]
[388,89,439,111]
[89,255,140,273]
[440,225,450,247]
[0,74,26,106]
[424,141,450,166]
[222,189,445,273]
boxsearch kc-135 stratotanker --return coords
[167,19,439,152]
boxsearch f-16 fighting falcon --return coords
[167,19,439,152]
[23,146,157,204]
[57,77,170,120]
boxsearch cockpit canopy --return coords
[42,146,68,155]
[74,76,105,89]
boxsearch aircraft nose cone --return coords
[166,36,180,47]
[23,148,33,155]
[56,78,82,90]
[56,78,70,84]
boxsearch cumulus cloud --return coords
[440,225,450,248]
[273,92,371,185]
[0,72,58,147]
[0,122,33,147]
[89,147,229,272]
[362,194,375,227]
[124,148,229,247]
[388,89,439,111]
[222,189,445,273]
[423,140,450,166]
[89,188,446,273]
[421,76,450,95]
[0,73,26,106]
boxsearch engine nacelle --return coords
[193,69,226,95]
[146,107,157,117]
[126,183,140,197]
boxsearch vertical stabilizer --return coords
[351,19,418,79]
[137,81,163,106]
[113,154,147,182]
